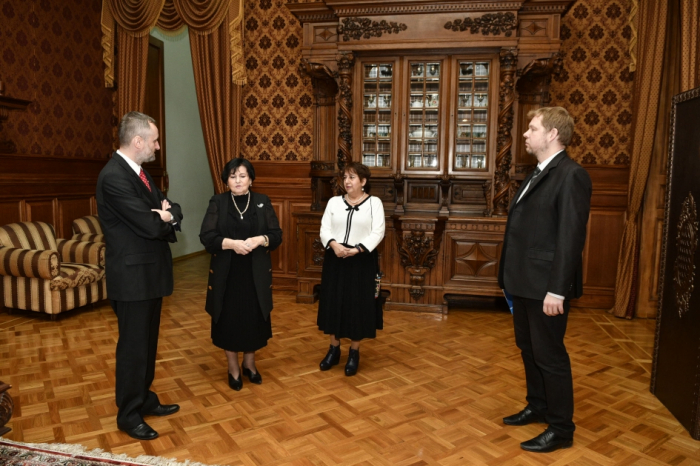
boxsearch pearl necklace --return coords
[231,191,251,219]
[346,193,366,206]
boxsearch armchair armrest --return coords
[56,239,105,267]
[0,247,60,279]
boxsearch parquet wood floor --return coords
[1,254,699,465]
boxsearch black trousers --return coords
[112,298,162,429]
[512,295,575,438]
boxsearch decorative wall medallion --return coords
[338,17,408,41]
[455,242,498,277]
[674,192,698,318]
[444,13,517,37]
[314,26,338,43]
[520,20,547,36]
[312,238,325,266]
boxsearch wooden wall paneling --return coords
[571,166,629,309]
[25,200,56,230]
[58,198,94,240]
[270,201,286,276]
[0,201,23,225]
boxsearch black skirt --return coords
[211,194,272,352]
[317,247,379,341]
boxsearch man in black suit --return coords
[498,107,592,453]
[96,111,183,440]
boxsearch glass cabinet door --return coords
[407,60,441,170]
[454,60,490,171]
[362,63,394,168]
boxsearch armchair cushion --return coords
[56,239,105,267]
[49,262,104,291]
[72,216,103,243]
[0,247,60,279]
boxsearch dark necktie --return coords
[139,168,152,192]
[531,166,542,181]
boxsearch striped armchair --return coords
[72,215,104,243]
[0,222,107,319]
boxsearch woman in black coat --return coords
[200,158,282,391]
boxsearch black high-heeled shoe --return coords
[319,344,341,371]
[228,370,243,391]
[242,364,262,384]
[345,348,360,376]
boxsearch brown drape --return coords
[156,0,185,33]
[611,0,700,318]
[680,0,700,91]
[188,19,242,194]
[609,0,669,318]
[102,0,164,115]
[100,0,245,193]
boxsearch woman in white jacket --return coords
[317,162,385,376]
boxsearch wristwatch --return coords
[263,235,269,247]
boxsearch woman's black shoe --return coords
[319,344,341,371]
[345,348,360,376]
[228,371,243,391]
[242,365,262,384]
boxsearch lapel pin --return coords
[258,203,264,208]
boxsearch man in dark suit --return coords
[498,107,592,453]
[96,111,183,440]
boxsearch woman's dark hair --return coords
[343,162,371,194]
[221,158,256,184]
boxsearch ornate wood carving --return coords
[674,192,698,318]
[0,381,13,436]
[482,180,492,217]
[393,173,405,214]
[516,52,563,105]
[312,238,326,266]
[393,217,447,301]
[299,59,338,106]
[492,48,518,216]
[444,13,517,36]
[439,174,453,215]
[338,17,407,41]
[336,53,355,178]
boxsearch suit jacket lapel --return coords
[515,151,568,205]
[112,152,159,207]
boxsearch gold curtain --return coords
[188,15,242,194]
[156,0,185,34]
[101,0,164,116]
[609,0,669,318]
[680,0,700,91]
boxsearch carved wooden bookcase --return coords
[288,0,574,312]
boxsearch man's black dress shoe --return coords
[520,428,573,453]
[120,422,159,441]
[319,344,341,371]
[242,365,262,384]
[144,404,180,417]
[345,348,360,376]
[503,407,545,426]
[228,371,243,391]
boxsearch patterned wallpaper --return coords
[1,0,114,158]
[240,0,314,162]
[550,0,634,165]
[242,0,633,165]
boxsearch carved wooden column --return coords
[0,381,13,435]
[336,52,355,175]
[492,48,518,216]
[300,60,339,210]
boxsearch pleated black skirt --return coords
[317,248,379,341]
[211,252,272,353]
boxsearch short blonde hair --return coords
[527,107,574,146]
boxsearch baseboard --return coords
[173,249,208,262]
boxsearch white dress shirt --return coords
[320,195,385,252]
